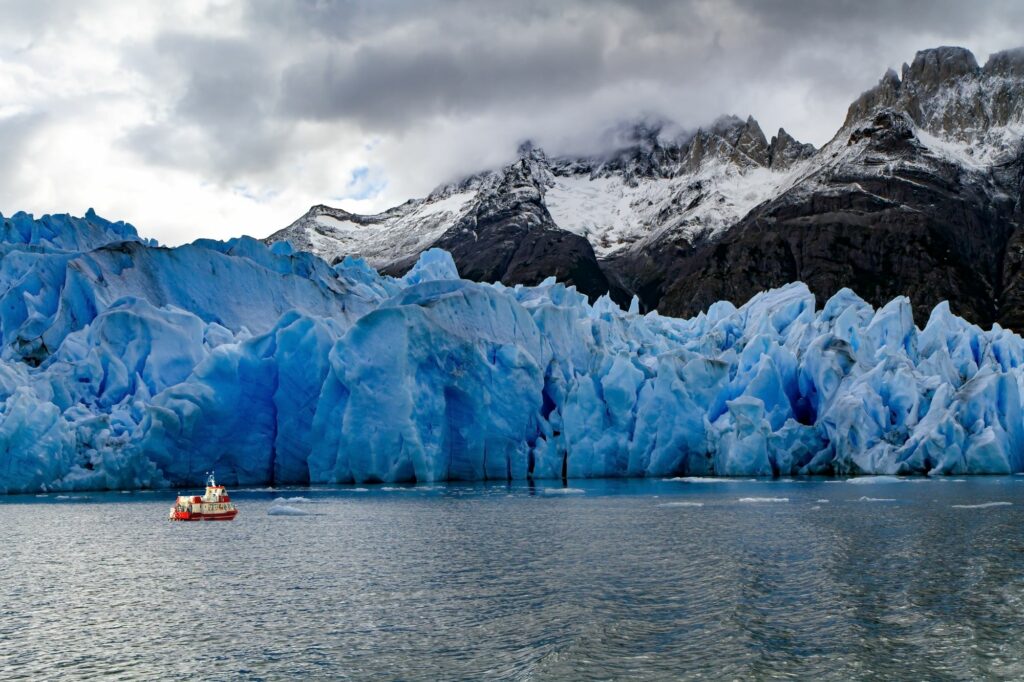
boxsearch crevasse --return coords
[1,210,1022,493]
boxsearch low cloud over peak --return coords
[1,0,1021,244]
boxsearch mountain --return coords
[267,45,1024,328]
[268,114,815,301]
[661,46,1024,327]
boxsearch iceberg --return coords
[2,209,1024,493]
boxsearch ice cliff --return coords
[2,210,1023,493]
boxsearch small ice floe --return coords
[272,496,312,504]
[267,504,311,516]
[951,502,1012,509]
[816,499,829,503]
[344,488,369,492]
[380,486,416,492]
[738,497,789,503]
[657,501,704,507]
[858,496,896,502]
[54,495,89,500]
[665,477,752,483]
[541,488,586,495]
[847,476,903,485]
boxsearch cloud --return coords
[340,166,387,201]
[0,0,1021,245]
[0,110,48,187]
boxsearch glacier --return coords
[2,210,1024,493]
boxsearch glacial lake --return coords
[3,477,1024,680]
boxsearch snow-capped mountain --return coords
[268,114,814,299]
[661,46,1024,327]
[268,45,1024,327]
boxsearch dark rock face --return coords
[654,114,1023,328]
[657,159,1017,326]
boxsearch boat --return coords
[168,472,239,521]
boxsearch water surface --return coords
[3,477,1024,680]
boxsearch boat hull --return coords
[169,509,239,522]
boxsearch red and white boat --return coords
[168,472,239,521]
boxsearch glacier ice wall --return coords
[2,210,1024,492]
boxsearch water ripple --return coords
[1,478,1023,680]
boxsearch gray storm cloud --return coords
[127,0,1024,174]
[0,0,1021,243]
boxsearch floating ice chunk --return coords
[541,488,586,495]
[657,501,704,507]
[858,496,896,502]
[738,497,789,503]
[666,477,754,483]
[272,496,312,504]
[267,504,311,516]
[951,501,1012,509]
[846,476,905,484]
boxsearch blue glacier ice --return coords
[2,209,1024,493]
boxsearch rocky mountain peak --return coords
[843,68,904,127]
[732,115,770,167]
[842,44,1024,153]
[902,46,980,88]
[768,128,816,169]
[679,114,777,172]
[305,203,354,219]
[984,47,1024,77]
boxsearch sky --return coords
[0,0,1021,245]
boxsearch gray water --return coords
[2,477,1024,681]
